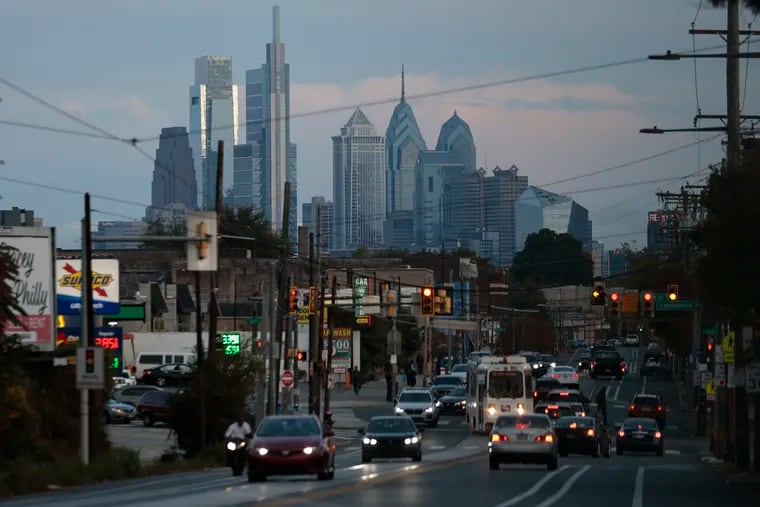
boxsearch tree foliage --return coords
[511,229,593,286]
[707,0,760,14]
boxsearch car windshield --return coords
[366,418,416,433]
[536,379,560,388]
[540,405,574,419]
[452,365,468,373]
[623,418,658,430]
[106,399,120,406]
[399,392,431,403]
[433,376,461,385]
[539,355,554,362]
[634,396,660,406]
[555,417,593,428]
[488,371,524,398]
[257,418,321,437]
[495,415,549,430]
[553,366,575,373]
[594,351,620,359]
[448,388,466,397]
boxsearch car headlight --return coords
[404,437,419,445]
[532,364,539,369]
[256,448,268,456]
[516,403,525,415]
[487,405,497,416]
[550,362,556,368]
[362,438,377,445]
[394,406,405,415]
[435,400,441,407]
[425,406,434,413]
[303,446,315,455]
[226,442,237,451]
[458,400,466,405]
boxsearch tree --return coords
[707,0,760,14]
[511,229,593,286]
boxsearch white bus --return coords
[466,355,534,434]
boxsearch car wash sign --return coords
[56,259,120,315]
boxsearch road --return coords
[3,346,758,506]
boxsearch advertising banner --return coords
[1,226,56,351]
[320,326,352,369]
[56,259,120,314]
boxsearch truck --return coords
[589,348,625,380]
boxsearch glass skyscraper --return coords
[515,186,591,252]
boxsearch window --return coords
[488,371,524,398]
[546,392,582,403]
[428,177,434,193]
[257,418,321,437]
[433,376,462,386]
[449,388,466,397]
[366,418,416,433]
[139,355,164,365]
[623,418,657,430]
[495,415,549,429]
[554,417,593,429]
[399,392,432,403]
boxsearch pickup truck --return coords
[590,350,625,380]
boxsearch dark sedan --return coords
[554,416,607,457]
[532,378,561,404]
[247,415,335,482]
[104,398,137,424]
[430,375,463,399]
[141,363,194,387]
[359,416,423,463]
[535,402,575,425]
[577,352,592,372]
[438,387,467,415]
[616,417,664,456]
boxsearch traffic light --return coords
[609,292,620,317]
[641,291,654,317]
[85,348,95,374]
[296,350,307,361]
[256,339,264,351]
[420,287,435,316]
[195,221,209,259]
[592,285,606,305]
[288,286,298,314]
[667,284,679,302]
[308,286,317,314]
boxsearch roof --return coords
[344,107,372,127]
[435,111,474,151]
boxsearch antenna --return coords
[401,64,405,102]
[273,5,280,43]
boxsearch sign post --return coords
[76,347,105,390]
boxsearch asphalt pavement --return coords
[4,346,759,506]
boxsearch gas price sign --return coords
[219,333,241,356]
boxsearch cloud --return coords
[57,94,169,137]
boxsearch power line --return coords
[0,120,115,140]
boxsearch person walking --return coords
[595,386,608,426]
[352,365,362,395]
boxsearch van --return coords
[134,352,196,379]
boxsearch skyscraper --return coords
[333,108,386,251]
[242,5,297,245]
[515,186,590,253]
[149,127,196,214]
[302,196,334,255]
[189,56,239,209]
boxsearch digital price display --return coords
[95,336,120,350]
[219,333,241,356]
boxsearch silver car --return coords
[394,388,440,427]
[488,413,558,471]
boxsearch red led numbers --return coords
[95,337,120,349]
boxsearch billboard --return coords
[56,326,124,370]
[1,226,56,351]
[56,259,120,314]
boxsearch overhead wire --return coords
[742,12,758,111]
[691,0,704,177]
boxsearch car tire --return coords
[361,453,371,463]
[559,449,568,457]
[489,457,499,470]
[413,451,422,462]
[616,374,623,380]
[156,377,166,387]
[616,446,624,455]
[104,413,111,425]
[429,418,438,428]
[143,415,153,427]
[656,446,664,457]
[547,456,558,471]
[592,442,600,458]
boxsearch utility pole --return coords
[324,276,337,412]
[308,231,316,414]
[316,262,327,421]
[207,140,224,368]
[79,193,94,466]
[267,261,277,415]
[272,181,292,415]
[195,270,206,450]
[282,275,293,415]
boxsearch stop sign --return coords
[280,370,294,388]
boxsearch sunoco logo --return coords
[58,262,113,297]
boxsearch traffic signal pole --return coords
[272,182,291,415]
[79,193,94,466]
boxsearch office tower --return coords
[149,127,196,214]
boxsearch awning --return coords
[176,284,196,314]
[150,283,169,316]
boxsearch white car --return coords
[624,335,640,347]
[450,364,468,383]
[545,366,580,388]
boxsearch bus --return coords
[466,355,534,434]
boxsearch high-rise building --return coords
[241,5,297,246]
[647,210,670,253]
[515,186,591,252]
[483,165,529,266]
[333,108,386,251]
[591,240,606,278]
[384,67,427,250]
[148,127,196,216]
[189,56,239,209]
[0,207,41,227]
[92,220,148,250]
[302,196,334,255]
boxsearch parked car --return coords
[136,390,176,426]
[104,398,137,424]
[142,363,194,387]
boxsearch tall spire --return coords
[273,4,280,43]
[401,64,405,102]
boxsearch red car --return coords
[247,414,335,482]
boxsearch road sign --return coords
[186,211,218,272]
[247,317,262,325]
[621,292,639,314]
[387,328,401,355]
[722,331,735,363]
[76,346,104,390]
[654,294,698,311]
[746,363,760,393]
[280,370,295,388]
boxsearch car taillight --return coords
[629,404,636,411]
[618,430,625,437]
[657,405,664,412]
[551,374,559,379]
[536,434,554,443]
[654,431,662,439]
[591,360,597,367]
[533,390,539,398]
[619,361,625,367]
[572,373,579,379]
[586,429,595,437]
[491,433,509,442]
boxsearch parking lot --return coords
[107,421,177,463]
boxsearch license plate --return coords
[516,434,528,441]
[501,405,511,412]
[634,434,645,440]
[565,434,576,439]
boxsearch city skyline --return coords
[1,1,753,249]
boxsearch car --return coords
[627,394,666,428]
[247,414,335,482]
[359,416,424,463]
[430,375,464,399]
[534,402,576,426]
[136,390,175,426]
[438,387,467,415]
[394,388,440,427]
[488,413,558,471]
[640,357,668,377]
[616,417,664,456]
[104,398,137,424]
[589,349,626,379]
[142,363,195,387]
[532,378,562,404]
[112,385,163,406]
[450,364,468,383]
[577,351,592,372]
[545,389,590,412]
[544,366,580,389]
[624,335,640,347]
[554,416,608,458]
[535,354,556,377]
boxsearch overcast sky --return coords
[1,0,758,250]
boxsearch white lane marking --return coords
[344,446,360,452]
[610,448,680,455]
[641,376,647,394]
[632,466,645,507]
[606,385,613,398]
[492,465,570,507]
[463,446,480,450]
[437,420,451,425]
[534,465,591,507]
[429,445,446,450]
[613,404,627,409]
[613,382,622,401]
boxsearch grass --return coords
[0,447,227,497]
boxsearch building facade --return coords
[302,196,334,255]
[483,165,529,266]
[646,210,670,253]
[149,127,196,215]
[92,220,148,250]
[0,207,41,227]
[189,55,239,209]
[332,108,386,251]
[515,186,591,253]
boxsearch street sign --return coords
[654,294,698,311]
[746,363,760,393]
[387,328,402,355]
[621,292,639,314]
[247,317,262,325]
[76,346,104,390]
[722,331,735,363]
[280,370,294,388]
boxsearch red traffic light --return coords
[643,292,652,302]
[422,287,433,297]
[290,289,297,296]
[610,293,619,302]
[707,342,714,351]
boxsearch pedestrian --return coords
[384,366,393,402]
[595,386,608,426]
[407,360,417,387]
[352,365,362,395]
